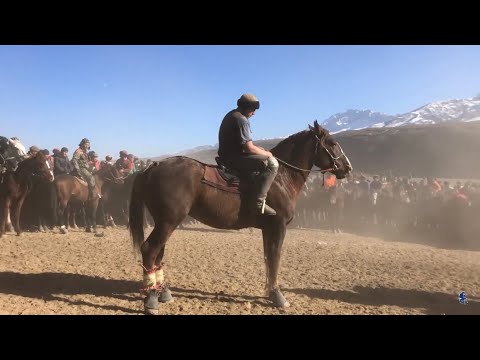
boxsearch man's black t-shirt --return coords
[218,110,253,159]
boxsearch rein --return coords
[273,134,340,174]
[274,157,333,174]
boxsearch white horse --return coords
[8,137,28,159]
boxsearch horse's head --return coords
[308,120,352,179]
[97,163,125,184]
[9,137,28,159]
[0,137,28,171]
[33,151,55,182]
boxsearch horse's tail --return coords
[129,170,146,252]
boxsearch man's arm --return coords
[71,150,81,172]
[236,117,272,157]
[243,141,273,157]
[66,159,73,173]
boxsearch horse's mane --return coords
[15,153,47,175]
[270,130,307,156]
[271,126,331,154]
[16,156,36,172]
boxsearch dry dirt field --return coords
[0,224,479,315]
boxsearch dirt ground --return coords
[0,224,479,315]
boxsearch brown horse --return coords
[0,152,54,237]
[52,163,124,234]
[129,121,353,314]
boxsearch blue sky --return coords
[1,45,479,159]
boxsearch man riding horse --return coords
[71,138,98,200]
[217,93,279,216]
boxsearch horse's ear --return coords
[314,120,320,129]
[308,124,315,132]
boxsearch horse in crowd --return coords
[52,163,124,234]
[129,120,352,314]
[0,151,54,237]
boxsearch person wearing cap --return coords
[127,154,137,174]
[27,145,40,158]
[72,138,98,200]
[88,150,101,171]
[101,155,114,168]
[115,150,134,176]
[54,146,72,176]
[41,149,55,169]
[217,93,279,216]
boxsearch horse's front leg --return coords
[5,204,13,232]
[0,195,8,237]
[262,219,290,307]
[154,247,173,303]
[12,190,28,236]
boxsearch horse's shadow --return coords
[286,286,480,315]
[0,271,143,314]
[0,272,268,313]
[168,287,267,306]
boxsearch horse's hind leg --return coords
[141,222,178,315]
[262,220,290,308]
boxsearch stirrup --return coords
[254,200,276,216]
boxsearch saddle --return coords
[201,157,253,194]
[73,176,88,186]
[70,170,88,186]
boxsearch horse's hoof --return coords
[5,224,12,232]
[60,227,68,234]
[269,289,290,308]
[158,287,174,303]
[16,232,23,237]
[144,291,159,315]
[85,227,92,233]
[144,308,159,315]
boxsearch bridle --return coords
[275,134,350,174]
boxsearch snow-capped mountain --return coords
[321,109,394,133]
[321,95,480,133]
[384,96,480,127]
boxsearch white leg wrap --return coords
[156,268,165,285]
[143,272,156,288]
